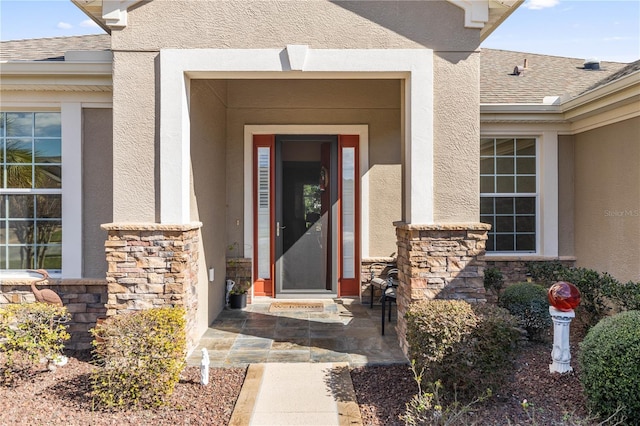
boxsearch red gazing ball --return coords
[548,281,581,311]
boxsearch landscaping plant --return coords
[0,303,70,385]
[579,310,640,422]
[498,282,551,341]
[405,300,520,401]
[90,306,186,409]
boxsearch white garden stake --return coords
[200,348,210,385]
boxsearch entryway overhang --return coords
[158,46,435,227]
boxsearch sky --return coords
[0,0,639,63]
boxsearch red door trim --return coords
[252,135,275,297]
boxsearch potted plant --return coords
[228,281,249,309]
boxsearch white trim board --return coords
[159,47,434,225]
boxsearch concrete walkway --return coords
[229,362,362,426]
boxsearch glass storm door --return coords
[252,134,359,297]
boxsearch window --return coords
[480,137,536,252]
[1,112,62,271]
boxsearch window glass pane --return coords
[516,157,536,174]
[496,176,514,193]
[35,139,62,163]
[515,197,536,214]
[517,176,536,193]
[516,234,536,251]
[0,246,4,269]
[480,197,494,214]
[516,139,536,155]
[37,195,62,218]
[39,221,62,243]
[8,246,32,269]
[0,112,4,133]
[495,197,514,214]
[8,195,34,218]
[6,166,32,188]
[480,139,494,156]
[516,216,535,233]
[342,147,355,279]
[256,147,270,279]
[480,215,494,228]
[480,157,494,174]
[39,244,62,269]
[495,138,514,156]
[496,234,514,251]
[480,176,494,193]
[495,216,514,233]
[35,165,62,189]
[34,113,61,137]
[496,158,514,174]
[6,139,33,163]
[8,221,34,244]
[6,113,32,137]
[485,237,494,252]
[0,195,4,218]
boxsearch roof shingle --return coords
[0,34,110,62]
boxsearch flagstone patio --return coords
[187,299,408,367]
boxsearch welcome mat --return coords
[269,302,325,313]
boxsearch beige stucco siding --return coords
[112,51,157,222]
[574,117,640,281]
[433,52,480,222]
[190,80,228,331]
[82,108,113,278]
[114,1,477,52]
[558,135,575,257]
[223,79,402,257]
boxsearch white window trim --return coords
[480,132,559,258]
[0,105,82,279]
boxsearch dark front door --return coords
[275,135,337,294]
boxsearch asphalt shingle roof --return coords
[1,35,635,105]
[0,34,110,62]
[480,49,630,104]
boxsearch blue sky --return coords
[1,0,639,63]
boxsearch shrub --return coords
[0,303,70,385]
[406,300,520,401]
[579,310,640,422]
[498,282,551,341]
[483,267,504,298]
[90,306,186,409]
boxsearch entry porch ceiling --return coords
[72,0,522,39]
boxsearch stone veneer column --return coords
[394,222,491,355]
[101,222,202,353]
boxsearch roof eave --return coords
[481,0,524,42]
[72,0,144,32]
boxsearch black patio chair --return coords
[367,263,398,335]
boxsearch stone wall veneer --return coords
[394,222,490,355]
[101,222,202,353]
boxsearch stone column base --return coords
[394,222,490,355]
[101,222,202,353]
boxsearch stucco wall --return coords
[433,52,480,222]
[574,117,640,281]
[223,79,402,257]
[82,108,113,278]
[109,0,482,228]
[111,51,157,222]
[114,1,477,51]
[190,80,228,330]
[558,135,575,257]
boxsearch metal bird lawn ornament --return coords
[27,269,63,307]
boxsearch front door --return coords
[252,134,360,297]
[276,135,337,294]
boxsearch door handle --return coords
[277,222,286,237]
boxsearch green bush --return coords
[0,303,70,385]
[483,267,504,298]
[498,282,551,341]
[579,310,640,422]
[90,306,186,409]
[406,300,520,401]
